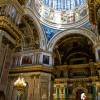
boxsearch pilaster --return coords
[0,30,4,48]
[94,44,100,62]
[29,72,52,100]
[95,82,100,100]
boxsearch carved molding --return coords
[72,85,88,98]
[88,0,100,24]
[0,16,22,40]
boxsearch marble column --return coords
[30,73,52,100]
[65,87,68,100]
[94,82,100,100]
[92,84,96,100]
[0,30,3,48]
[0,31,3,78]
[94,45,100,62]
[96,87,100,100]
[40,73,52,100]
[57,88,60,100]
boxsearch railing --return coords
[11,50,42,67]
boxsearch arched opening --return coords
[16,15,40,51]
[24,7,47,50]
[53,34,95,66]
[72,86,88,100]
[76,89,84,100]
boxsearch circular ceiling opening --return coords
[34,0,88,29]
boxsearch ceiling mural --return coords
[41,24,61,41]
[34,0,88,29]
[41,22,96,42]
[43,0,85,11]
[53,34,95,65]
[82,22,96,33]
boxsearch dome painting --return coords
[35,0,88,29]
[43,0,85,11]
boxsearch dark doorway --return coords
[0,91,5,100]
[76,89,84,100]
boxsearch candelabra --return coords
[14,76,26,100]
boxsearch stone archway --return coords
[76,89,85,100]
[72,86,88,100]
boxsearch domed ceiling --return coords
[34,0,89,29]
[43,0,85,11]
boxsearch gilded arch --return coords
[23,7,47,50]
[72,85,88,99]
[47,28,97,52]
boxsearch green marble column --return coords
[65,87,68,100]
[0,31,3,77]
[92,84,96,100]
[57,88,59,100]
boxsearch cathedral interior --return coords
[0,0,100,100]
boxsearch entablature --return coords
[9,62,100,76]
[9,65,54,74]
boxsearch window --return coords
[43,55,49,64]
[43,0,85,10]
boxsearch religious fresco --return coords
[41,24,61,41]
[43,0,85,11]
[41,21,95,42]
[82,22,92,29]
[82,22,96,33]
[43,55,49,64]
[22,55,33,65]
[12,54,34,66]
[1,0,100,100]
[35,0,88,25]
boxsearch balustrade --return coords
[11,50,42,67]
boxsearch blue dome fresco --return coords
[35,0,88,29]
[43,0,85,11]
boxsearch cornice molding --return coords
[9,65,54,74]
[9,62,100,74]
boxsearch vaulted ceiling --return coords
[53,34,95,65]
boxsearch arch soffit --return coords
[47,28,97,52]
[22,7,47,50]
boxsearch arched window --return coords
[43,0,86,11]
